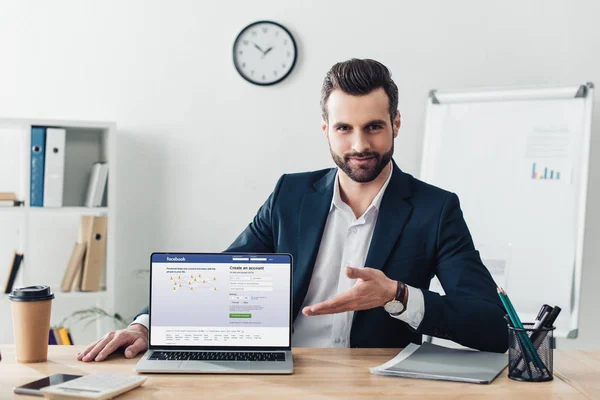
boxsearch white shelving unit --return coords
[0,118,116,346]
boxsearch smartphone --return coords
[14,373,82,396]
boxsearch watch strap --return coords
[395,281,408,308]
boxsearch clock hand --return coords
[261,46,274,59]
[252,42,265,54]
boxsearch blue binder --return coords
[30,127,46,207]
[48,328,58,345]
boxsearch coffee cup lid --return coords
[8,285,55,302]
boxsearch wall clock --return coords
[233,20,297,86]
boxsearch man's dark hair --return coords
[320,58,399,123]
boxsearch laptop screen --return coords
[149,253,292,349]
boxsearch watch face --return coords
[385,301,405,315]
[233,21,297,86]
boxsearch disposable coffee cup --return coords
[9,285,54,363]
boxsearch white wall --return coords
[0,0,598,349]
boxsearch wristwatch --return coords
[384,281,408,316]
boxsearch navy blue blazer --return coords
[138,161,508,352]
[225,161,507,352]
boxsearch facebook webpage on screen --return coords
[150,254,291,347]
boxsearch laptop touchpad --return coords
[179,361,237,372]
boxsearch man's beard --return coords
[330,142,394,183]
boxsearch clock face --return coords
[233,21,297,86]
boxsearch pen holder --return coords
[508,323,555,382]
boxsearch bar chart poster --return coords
[531,163,562,180]
[523,125,573,184]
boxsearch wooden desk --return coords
[1,346,598,399]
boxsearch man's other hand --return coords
[302,266,397,316]
[77,324,148,362]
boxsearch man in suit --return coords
[78,58,507,363]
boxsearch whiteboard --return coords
[420,83,594,339]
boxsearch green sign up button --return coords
[229,313,252,318]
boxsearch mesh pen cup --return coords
[508,323,555,382]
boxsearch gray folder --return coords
[370,342,507,384]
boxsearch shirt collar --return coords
[330,163,393,215]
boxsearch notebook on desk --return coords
[370,342,507,384]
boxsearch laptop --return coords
[135,252,294,374]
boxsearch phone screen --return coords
[14,374,82,396]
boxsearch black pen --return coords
[514,306,562,375]
[542,307,562,329]
[532,306,552,332]
[536,304,552,322]
[513,307,551,372]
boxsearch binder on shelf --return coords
[43,128,66,207]
[96,163,108,207]
[3,252,24,294]
[60,242,87,292]
[48,329,58,345]
[30,127,46,207]
[69,216,93,292]
[70,262,83,292]
[67,329,74,345]
[58,327,71,345]
[48,327,73,345]
[81,215,107,291]
[84,165,100,207]
[52,327,63,345]
[85,162,108,207]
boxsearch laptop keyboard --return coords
[149,351,286,362]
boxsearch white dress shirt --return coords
[132,164,425,346]
[291,165,424,347]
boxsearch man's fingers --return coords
[82,333,113,362]
[304,303,351,316]
[94,334,128,362]
[77,339,100,361]
[345,266,371,280]
[303,292,353,316]
[124,338,148,359]
[78,328,149,362]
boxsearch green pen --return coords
[497,288,546,372]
